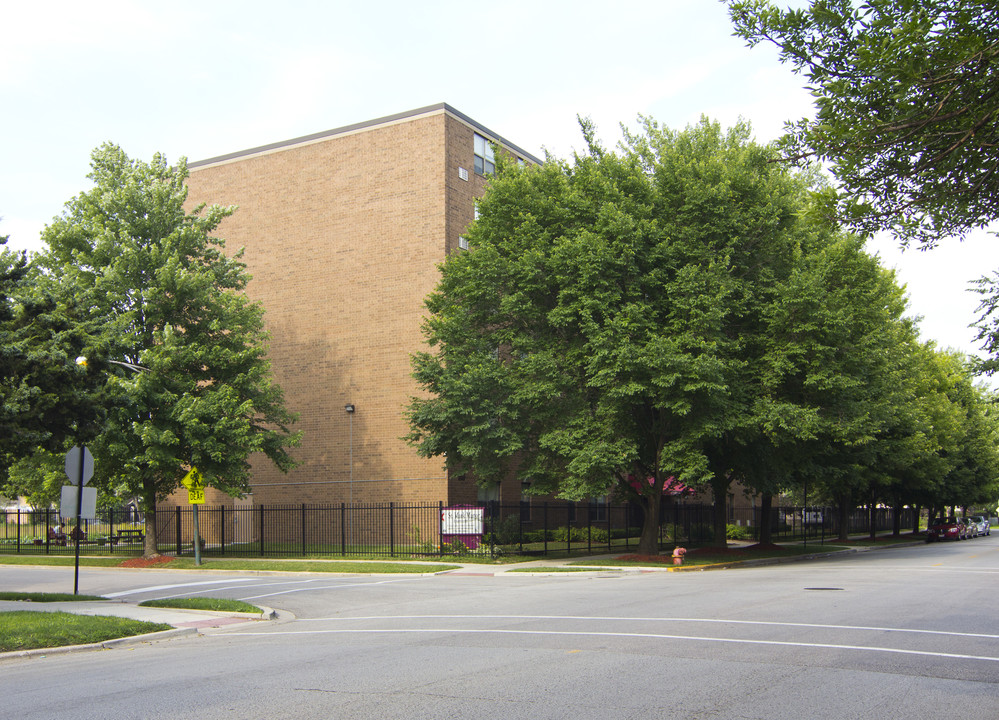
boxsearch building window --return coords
[458,237,469,251]
[474,133,495,175]
[588,495,607,522]
[520,482,532,523]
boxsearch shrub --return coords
[483,514,522,545]
[726,524,756,541]
[687,523,714,542]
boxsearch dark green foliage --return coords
[408,117,815,554]
[726,524,756,541]
[729,0,999,247]
[38,145,301,553]
[0,237,105,485]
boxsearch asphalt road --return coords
[2,538,997,719]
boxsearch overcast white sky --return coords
[2,0,997,367]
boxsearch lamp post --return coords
[344,404,355,503]
[345,404,355,548]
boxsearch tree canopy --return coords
[408,115,999,553]
[0,235,103,486]
[727,0,999,247]
[38,144,300,554]
[408,118,824,554]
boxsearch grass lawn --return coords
[0,554,461,573]
[138,597,262,613]
[567,543,852,568]
[0,611,171,653]
[0,591,106,602]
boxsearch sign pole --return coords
[73,454,83,595]
[193,503,201,566]
[182,467,204,566]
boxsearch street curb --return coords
[0,602,280,661]
[488,540,928,575]
[0,626,198,662]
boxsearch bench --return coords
[69,527,98,545]
[47,528,67,546]
[110,529,145,546]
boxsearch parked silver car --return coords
[968,515,991,536]
[961,517,979,538]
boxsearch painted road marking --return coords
[105,578,257,597]
[237,578,416,601]
[294,614,999,641]
[221,626,999,663]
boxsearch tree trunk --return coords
[143,508,159,557]
[912,504,921,534]
[891,501,901,537]
[837,494,850,542]
[636,494,661,556]
[711,481,728,549]
[758,493,773,546]
[141,478,159,557]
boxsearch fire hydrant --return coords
[672,547,686,566]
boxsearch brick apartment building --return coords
[180,104,541,511]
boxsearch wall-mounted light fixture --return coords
[345,404,355,511]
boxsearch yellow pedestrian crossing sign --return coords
[181,467,205,504]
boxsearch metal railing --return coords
[0,507,146,555]
[1,501,921,557]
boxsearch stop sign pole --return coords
[65,446,94,595]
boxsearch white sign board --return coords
[60,486,98,520]
[441,506,484,535]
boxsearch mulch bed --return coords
[119,555,174,568]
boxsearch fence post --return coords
[301,504,307,556]
[543,502,548,556]
[175,506,182,555]
[259,505,265,557]
[489,502,497,559]
[340,503,346,556]
[606,501,612,552]
[587,504,592,554]
[567,501,573,556]
[389,502,395,557]
[438,501,444,557]
[220,505,226,556]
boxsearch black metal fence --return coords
[0,507,146,555]
[1,501,921,558]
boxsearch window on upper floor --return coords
[474,133,495,175]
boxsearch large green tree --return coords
[407,118,813,555]
[747,232,914,542]
[40,145,301,555]
[727,0,999,247]
[1,234,103,486]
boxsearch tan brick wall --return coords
[180,107,532,509]
[186,112,455,507]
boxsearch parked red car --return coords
[925,518,966,542]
